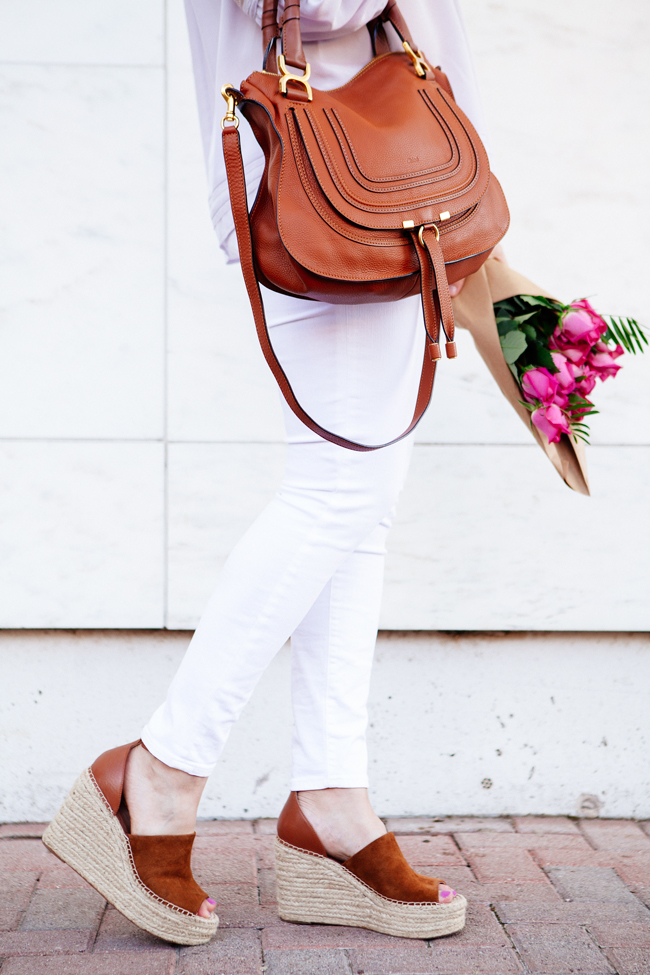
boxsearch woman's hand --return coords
[449,242,508,298]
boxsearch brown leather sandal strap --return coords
[222,125,438,452]
[90,740,141,814]
[277,792,328,857]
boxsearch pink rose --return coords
[592,339,623,360]
[550,338,590,367]
[574,365,597,397]
[587,341,624,381]
[560,299,608,345]
[521,367,559,405]
[531,404,571,444]
[550,299,609,366]
[552,389,570,409]
[550,351,578,392]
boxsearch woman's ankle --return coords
[124,744,207,836]
[296,787,386,861]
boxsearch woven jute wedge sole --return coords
[275,837,466,939]
[42,768,218,945]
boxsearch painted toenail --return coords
[207,898,216,905]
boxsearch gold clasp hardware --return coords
[278,54,313,101]
[221,84,240,130]
[418,224,440,246]
[403,40,431,79]
[402,221,441,244]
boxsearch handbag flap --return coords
[282,54,491,231]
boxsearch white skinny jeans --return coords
[142,287,425,788]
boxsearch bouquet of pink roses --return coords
[494,295,647,443]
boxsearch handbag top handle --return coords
[261,0,420,77]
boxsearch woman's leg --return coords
[125,290,445,911]
[141,289,424,777]
[139,435,414,775]
[290,513,393,792]
[287,513,393,859]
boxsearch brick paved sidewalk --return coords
[2,816,650,975]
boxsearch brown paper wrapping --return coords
[451,258,590,495]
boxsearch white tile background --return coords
[0,1,164,65]
[0,66,165,441]
[0,442,165,627]
[0,0,648,630]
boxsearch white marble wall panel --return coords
[0,442,164,628]
[166,442,286,628]
[464,0,650,304]
[0,66,165,439]
[0,0,164,65]
[381,444,650,631]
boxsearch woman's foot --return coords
[297,788,456,901]
[124,744,216,919]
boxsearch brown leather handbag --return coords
[221,0,510,450]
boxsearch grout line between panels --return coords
[0,60,165,69]
[162,0,170,628]
[0,438,648,448]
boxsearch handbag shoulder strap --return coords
[222,124,441,452]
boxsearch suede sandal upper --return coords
[128,833,207,914]
[277,792,444,902]
[90,741,209,914]
[343,832,440,902]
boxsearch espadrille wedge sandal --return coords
[42,741,219,945]
[274,793,466,939]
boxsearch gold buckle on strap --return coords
[278,54,313,100]
[418,224,440,246]
[403,40,431,79]
[220,84,240,130]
